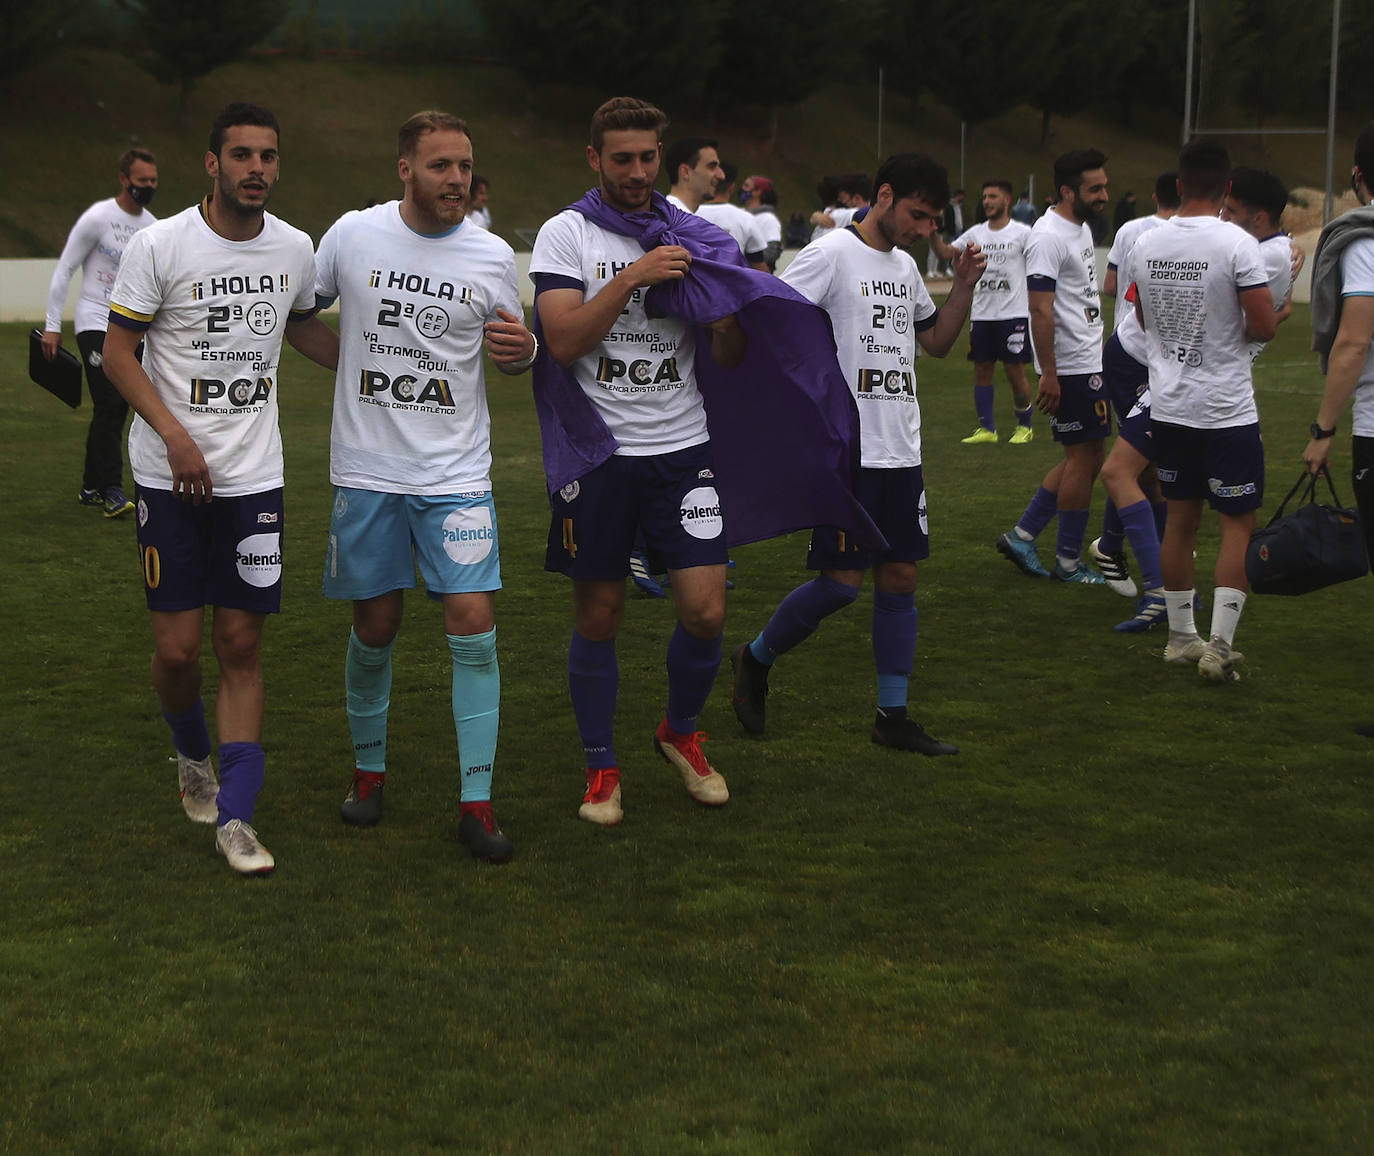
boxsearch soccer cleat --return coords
[175,753,219,823]
[1163,632,1208,664]
[215,819,275,875]
[961,427,999,445]
[1114,593,1167,633]
[1198,636,1245,684]
[996,532,1049,577]
[730,644,770,736]
[103,485,134,518]
[871,710,959,756]
[629,551,665,598]
[1051,560,1106,585]
[1008,426,1034,445]
[78,487,104,507]
[653,720,728,806]
[458,802,514,863]
[340,769,384,827]
[578,767,624,826]
[1088,537,1138,598]
[1354,722,1374,738]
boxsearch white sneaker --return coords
[215,819,275,875]
[1163,632,1207,664]
[1198,636,1245,683]
[175,753,219,823]
[1088,537,1139,598]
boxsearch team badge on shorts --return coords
[1089,374,1104,391]
[559,481,580,503]
[680,486,723,540]
[442,505,496,564]
[1007,331,1026,355]
[236,532,283,588]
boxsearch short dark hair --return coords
[982,179,1014,197]
[397,110,471,158]
[1052,149,1107,198]
[663,136,717,186]
[1153,170,1181,209]
[590,97,668,152]
[119,148,156,176]
[1178,139,1231,202]
[838,172,871,199]
[471,174,488,193]
[1228,166,1288,225]
[873,153,950,209]
[720,160,738,187]
[208,103,279,156]
[1355,121,1374,190]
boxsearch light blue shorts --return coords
[323,487,502,601]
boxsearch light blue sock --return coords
[448,627,499,803]
[346,630,395,773]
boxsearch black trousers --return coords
[1350,436,1374,569]
[76,329,131,492]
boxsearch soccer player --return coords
[664,136,722,213]
[730,153,986,754]
[696,162,769,270]
[995,149,1111,584]
[309,111,536,862]
[740,173,783,271]
[103,103,328,874]
[1125,140,1277,682]
[931,178,1035,445]
[1087,170,1180,626]
[468,175,492,230]
[1303,122,1374,730]
[42,148,159,518]
[1221,166,1297,362]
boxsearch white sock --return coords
[1014,526,1035,542]
[1210,587,1247,645]
[1165,589,1197,636]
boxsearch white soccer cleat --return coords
[175,753,219,823]
[1198,636,1245,684]
[215,819,276,875]
[1088,537,1139,598]
[1163,633,1208,664]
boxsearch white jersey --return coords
[529,209,706,455]
[109,204,316,496]
[1025,209,1103,374]
[696,200,764,260]
[1106,214,1169,363]
[1340,239,1374,437]
[45,197,156,335]
[316,202,521,494]
[1124,214,1267,429]
[1247,232,1294,363]
[951,218,1031,320]
[468,206,491,231]
[751,207,783,247]
[781,226,937,468]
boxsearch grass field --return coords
[3,306,1373,1153]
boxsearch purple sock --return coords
[568,632,618,770]
[1119,498,1163,589]
[1152,500,1168,539]
[1056,508,1090,561]
[1016,486,1059,539]
[163,698,211,761]
[756,575,860,661]
[217,741,265,826]
[873,591,917,707]
[666,623,721,734]
[1098,499,1124,555]
[973,385,995,430]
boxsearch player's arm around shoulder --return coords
[286,314,340,371]
[1239,284,1278,345]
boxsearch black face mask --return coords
[128,184,156,207]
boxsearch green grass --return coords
[3,307,1373,1153]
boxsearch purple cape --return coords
[531,188,883,549]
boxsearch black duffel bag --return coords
[1246,468,1369,595]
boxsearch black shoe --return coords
[1355,722,1374,738]
[458,804,514,863]
[871,709,959,756]
[340,770,384,827]
[730,644,770,736]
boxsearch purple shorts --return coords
[545,442,729,580]
[1049,371,1112,445]
[1153,421,1265,514]
[134,485,284,613]
[808,465,930,570]
[968,318,1033,365]
[1102,332,1154,459]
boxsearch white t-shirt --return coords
[781,226,937,468]
[696,200,764,260]
[1124,215,1267,429]
[468,206,491,231]
[752,207,783,246]
[1246,232,1294,363]
[529,209,706,454]
[45,197,156,335]
[951,219,1031,320]
[1339,238,1374,437]
[1107,214,1169,363]
[1025,209,1103,374]
[316,203,521,494]
[110,204,317,495]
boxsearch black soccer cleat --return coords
[730,644,770,736]
[458,803,514,864]
[871,708,959,756]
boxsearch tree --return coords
[1,2,95,86]
[119,0,290,127]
